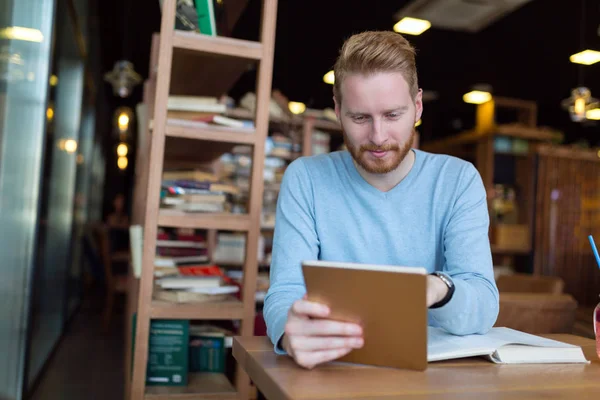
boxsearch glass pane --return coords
[26,0,84,388]
[0,0,56,398]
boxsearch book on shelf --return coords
[155,255,210,267]
[197,114,254,129]
[189,325,229,373]
[162,180,240,196]
[132,314,189,386]
[195,0,216,36]
[154,288,234,303]
[162,169,219,183]
[158,0,200,32]
[167,95,223,111]
[156,239,207,249]
[162,202,226,213]
[154,271,240,303]
[155,275,222,289]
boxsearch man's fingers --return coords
[295,348,354,369]
[289,335,364,352]
[290,300,330,318]
[286,319,363,337]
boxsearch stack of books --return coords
[160,169,240,213]
[212,233,266,266]
[155,230,209,276]
[154,275,239,303]
[268,133,293,159]
[165,95,254,130]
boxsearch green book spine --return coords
[189,335,225,372]
[195,0,216,36]
[132,313,190,386]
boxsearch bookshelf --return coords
[127,0,278,399]
[299,115,342,157]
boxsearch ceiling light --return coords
[49,75,58,86]
[569,50,600,65]
[288,101,306,115]
[0,27,43,42]
[393,17,431,35]
[323,70,334,85]
[463,90,492,105]
[586,108,600,120]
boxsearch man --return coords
[263,30,499,370]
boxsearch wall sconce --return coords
[114,106,134,141]
[117,156,128,170]
[116,143,128,157]
[57,139,77,153]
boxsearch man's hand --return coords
[282,297,364,369]
[427,274,449,307]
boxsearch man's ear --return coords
[414,88,424,123]
[334,95,341,121]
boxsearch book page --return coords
[486,327,578,348]
[427,327,577,362]
[428,327,496,361]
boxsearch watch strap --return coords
[429,271,455,309]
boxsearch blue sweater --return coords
[263,149,499,353]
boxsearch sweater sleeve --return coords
[263,159,320,354]
[428,163,500,335]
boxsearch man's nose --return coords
[369,118,389,146]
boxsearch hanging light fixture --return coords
[104,60,142,98]
[561,87,599,122]
[104,0,142,98]
[562,0,598,122]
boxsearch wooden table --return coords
[233,334,600,399]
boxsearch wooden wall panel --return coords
[534,146,600,307]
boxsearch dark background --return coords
[93,0,600,215]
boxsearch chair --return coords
[494,273,577,334]
[496,273,564,294]
[90,223,130,332]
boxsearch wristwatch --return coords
[429,271,455,309]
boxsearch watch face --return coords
[435,272,453,288]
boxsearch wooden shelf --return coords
[158,210,251,231]
[163,136,237,166]
[168,31,261,97]
[225,107,291,125]
[495,124,562,142]
[145,372,237,399]
[311,118,342,132]
[173,30,263,60]
[166,119,256,145]
[150,299,244,320]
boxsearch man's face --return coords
[335,72,422,174]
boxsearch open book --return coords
[428,326,589,364]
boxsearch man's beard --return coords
[343,128,415,174]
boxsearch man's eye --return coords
[352,116,366,122]
[387,113,400,119]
